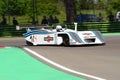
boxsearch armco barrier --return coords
[65,22,120,33]
[0,25,26,37]
[0,22,120,37]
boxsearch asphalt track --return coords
[0,33,120,80]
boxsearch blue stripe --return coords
[23,30,53,37]
[97,31,105,40]
[68,32,76,42]
[68,32,83,43]
[74,32,83,43]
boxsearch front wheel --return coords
[26,41,33,46]
[63,36,69,46]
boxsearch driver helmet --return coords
[56,25,63,32]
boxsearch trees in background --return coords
[106,0,120,14]
[0,0,60,24]
[76,0,120,14]
[0,0,120,23]
[0,0,27,16]
[0,0,60,17]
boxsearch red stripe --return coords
[34,35,37,42]
[71,32,81,43]
[96,31,104,42]
[0,46,5,48]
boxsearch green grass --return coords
[0,47,85,80]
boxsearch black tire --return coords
[26,41,33,46]
[63,36,69,46]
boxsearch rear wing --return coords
[16,22,78,32]
[16,24,51,31]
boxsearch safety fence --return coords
[0,22,120,37]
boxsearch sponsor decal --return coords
[84,36,96,39]
[44,35,53,42]
[82,33,92,35]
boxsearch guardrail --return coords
[65,22,120,33]
[0,22,120,37]
[0,25,26,37]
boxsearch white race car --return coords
[17,23,105,46]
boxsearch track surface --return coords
[0,36,120,80]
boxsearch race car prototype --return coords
[18,23,105,46]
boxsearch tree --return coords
[107,0,120,14]
[64,0,77,23]
[0,0,27,16]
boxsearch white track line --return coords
[23,47,106,80]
